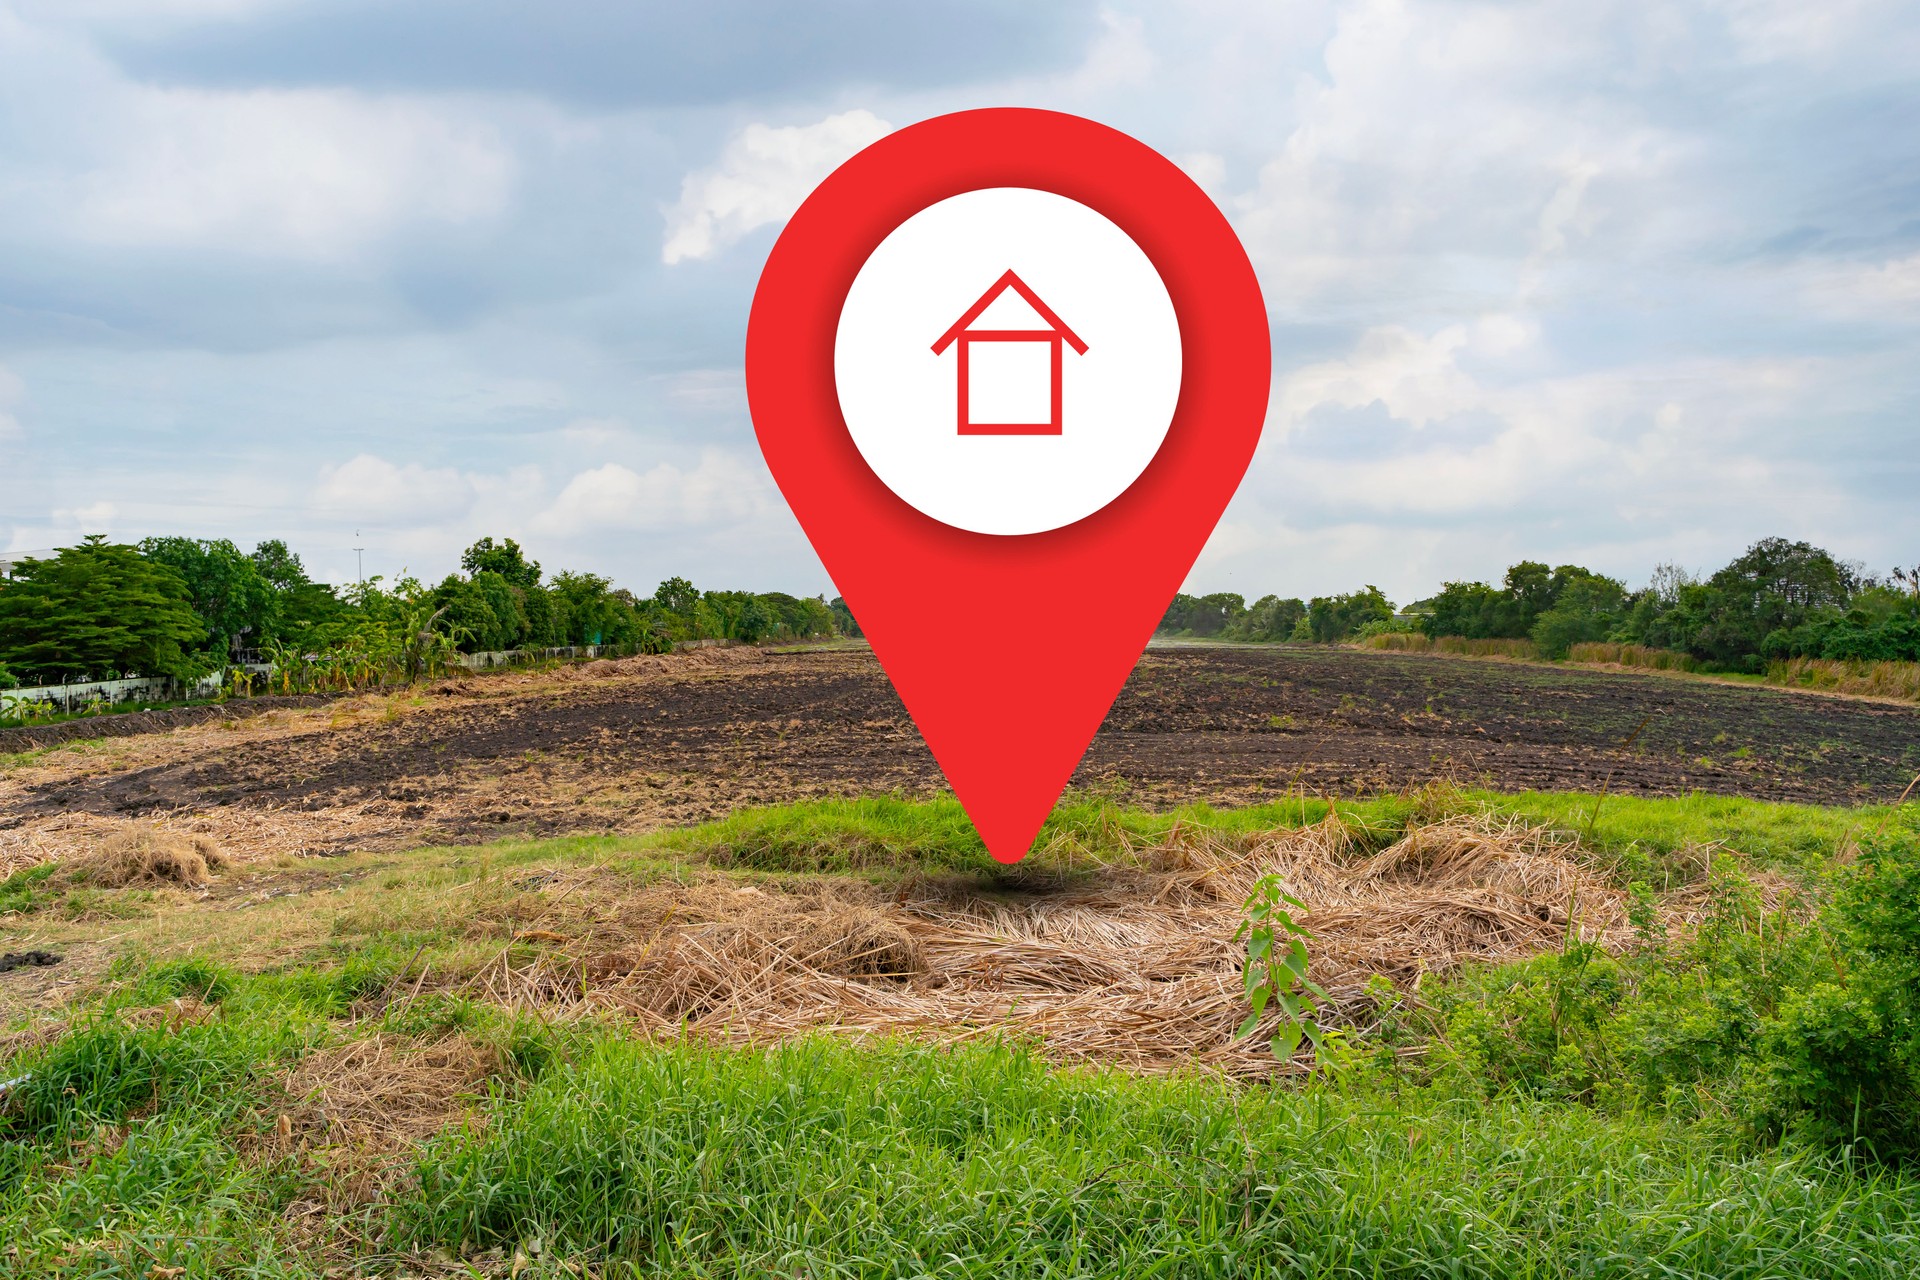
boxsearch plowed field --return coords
[3,644,1916,870]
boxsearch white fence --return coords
[452,643,618,671]
[0,672,231,715]
[3,639,734,713]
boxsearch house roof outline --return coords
[931,270,1089,356]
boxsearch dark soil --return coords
[7,647,1918,852]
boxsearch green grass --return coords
[8,984,1920,1277]
[7,789,1920,1275]
[1484,789,1918,881]
[439,788,1917,887]
[395,1036,1920,1278]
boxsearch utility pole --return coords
[354,531,364,585]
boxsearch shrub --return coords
[1307,585,1394,643]
[1433,834,1920,1162]
[1752,831,1920,1159]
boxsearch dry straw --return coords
[61,823,230,888]
[447,814,1634,1079]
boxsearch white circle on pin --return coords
[834,187,1182,536]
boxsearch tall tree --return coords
[249,539,309,592]
[138,536,274,655]
[0,537,205,682]
[460,537,541,589]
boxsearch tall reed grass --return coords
[1361,633,1541,659]
[1565,642,1700,672]
[1767,656,1920,703]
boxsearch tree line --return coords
[0,535,857,689]
[1158,537,1920,672]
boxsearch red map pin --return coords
[747,108,1269,863]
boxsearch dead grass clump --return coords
[1656,863,1809,932]
[0,1018,64,1071]
[574,884,924,992]
[445,814,1631,1079]
[64,824,230,888]
[268,1032,501,1208]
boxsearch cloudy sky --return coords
[2,0,1916,604]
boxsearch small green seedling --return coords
[1234,873,1331,1063]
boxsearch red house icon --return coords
[931,269,1088,436]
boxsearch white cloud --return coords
[1711,0,1888,63]
[1265,297,1858,529]
[312,454,479,522]
[661,109,891,265]
[1069,9,1155,92]
[0,0,1915,606]
[10,0,293,39]
[50,501,117,535]
[1273,323,1482,434]
[74,91,514,258]
[1232,0,1676,309]
[1177,151,1229,203]
[532,450,778,535]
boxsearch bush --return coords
[1307,585,1394,643]
[1223,595,1306,642]
[1753,831,1920,1158]
[1434,864,1811,1118]
[1433,833,1920,1161]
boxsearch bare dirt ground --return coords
[3,642,1918,875]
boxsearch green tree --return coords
[1424,580,1505,639]
[1622,539,1861,671]
[432,571,534,652]
[703,590,773,643]
[460,537,541,590]
[138,536,274,656]
[1306,586,1395,643]
[522,583,566,648]
[1689,538,1858,670]
[549,571,623,646]
[245,538,344,640]
[654,576,699,616]
[829,595,862,638]
[249,539,307,592]
[1226,595,1307,642]
[0,537,205,682]
[1426,562,1621,643]
[1530,573,1627,658]
[1158,592,1246,637]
